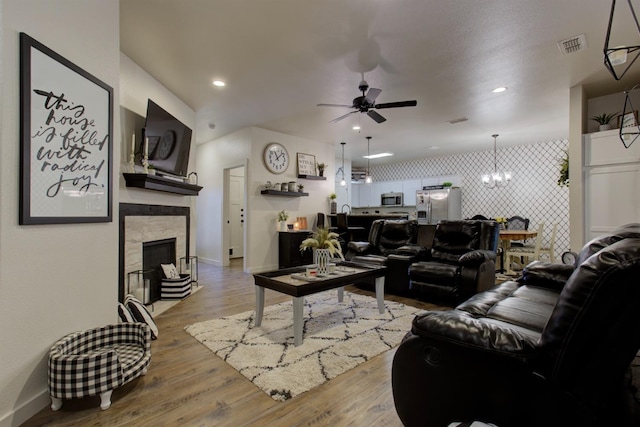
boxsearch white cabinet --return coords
[583,130,640,241]
[402,179,422,206]
[352,183,373,207]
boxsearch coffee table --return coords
[252,262,387,346]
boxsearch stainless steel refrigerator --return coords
[415,188,462,224]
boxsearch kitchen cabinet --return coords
[583,130,640,241]
[352,183,373,207]
[402,179,422,206]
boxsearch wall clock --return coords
[263,142,289,174]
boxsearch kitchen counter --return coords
[327,213,410,238]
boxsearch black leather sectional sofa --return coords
[391,223,640,427]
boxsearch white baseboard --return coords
[0,389,49,427]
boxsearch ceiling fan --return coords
[317,77,417,124]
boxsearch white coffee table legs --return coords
[375,276,385,314]
[255,286,265,326]
[255,283,384,347]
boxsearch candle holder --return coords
[127,269,154,307]
[129,151,136,173]
[179,256,198,285]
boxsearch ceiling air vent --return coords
[557,34,587,55]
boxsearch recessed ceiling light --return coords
[352,125,361,130]
[363,152,393,159]
[430,146,439,150]
[492,87,507,93]
[212,80,226,87]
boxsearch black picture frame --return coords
[19,33,113,225]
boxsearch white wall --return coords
[196,127,334,272]
[0,1,120,425]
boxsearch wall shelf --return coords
[297,174,326,181]
[123,173,203,196]
[261,189,308,197]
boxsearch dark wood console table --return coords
[279,230,313,268]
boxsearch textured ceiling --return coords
[120,0,640,167]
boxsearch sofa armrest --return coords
[520,261,574,292]
[346,241,372,254]
[458,249,496,267]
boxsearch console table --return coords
[279,230,313,268]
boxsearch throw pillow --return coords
[125,295,158,340]
[117,302,135,323]
[161,263,180,279]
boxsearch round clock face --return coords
[263,143,289,174]
[561,251,577,265]
[156,130,176,160]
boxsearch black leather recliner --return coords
[408,220,499,303]
[392,223,640,427]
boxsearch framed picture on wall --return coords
[19,32,113,225]
[618,110,638,128]
[297,153,317,176]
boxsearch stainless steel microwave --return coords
[381,192,403,206]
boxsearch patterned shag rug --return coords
[185,291,424,401]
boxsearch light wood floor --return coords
[23,259,448,427]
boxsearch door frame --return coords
[222,161,248,269]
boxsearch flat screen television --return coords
[141,99,192,177]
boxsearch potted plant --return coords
[442,181,453,187]
[299,227,344,273]
[316,162,326,177]
[297,184,304,192]
[557,150,569,187]
[277,210,288,232]
[329,192,337,214]
[147,164,156,175]
[590,112,618,131]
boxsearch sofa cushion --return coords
[409,261,459,285]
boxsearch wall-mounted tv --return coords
[141,99,192,177]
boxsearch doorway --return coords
[224,164,246,268]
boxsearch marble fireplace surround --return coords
[119,203,191,302]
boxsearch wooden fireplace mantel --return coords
[123,173,202,196]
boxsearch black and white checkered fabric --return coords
[48,323,151,399]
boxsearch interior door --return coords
[229,168,245,259]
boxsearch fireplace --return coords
[119,203,191,302]
[143,238,177,303]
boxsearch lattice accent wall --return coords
[372,139,570,256]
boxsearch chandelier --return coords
[336,142,347,186]
[481,134,512,188]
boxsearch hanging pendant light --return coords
[365,136,373,184]
[336,142,347,186]
[481,134,512,189]
[603,0,640,81]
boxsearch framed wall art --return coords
[618,110,638,128]
[19,33,113,225]
[296,152,316,176]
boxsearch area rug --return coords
[184,291,425,401]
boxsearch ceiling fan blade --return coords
[329,110,357,123]
[367,110,386,123]
[317,103,354,108]
[374,100,417,109]
[365,88,382,104]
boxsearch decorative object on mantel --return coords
[129,132,136,173]
[603,0,640,81]
[619,84,640,148]
[187,172,198,185]
[19,33,113,225]
[277,210,289,232]
[557,149,569,187]
[142,136,150,173]
[316,162,326,177]
[481,134,512,189]
[329,193,337,214]
[299,227,344,274]
[147,165,156,175]
[590,111,619,131]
